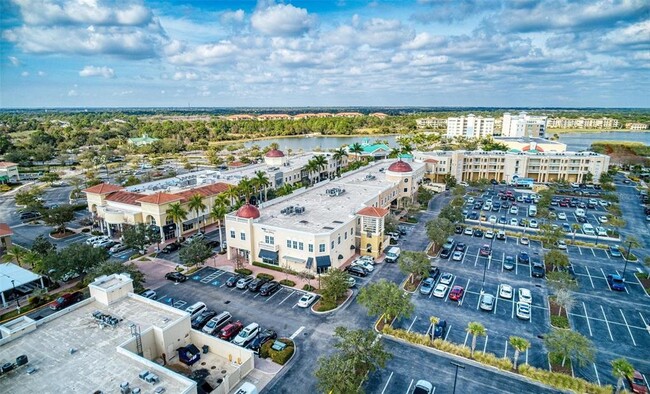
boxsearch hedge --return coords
[252,261,315,279]
[235,268,253,276]
[257,273,275,281]
[302,284,316,291]
[260,338,295,365]
[279,279,296,287]
[518,364,611,394]
[550,315,570,329]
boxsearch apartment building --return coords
[446,114,495,139]
[84,150,347,241]
[416,117,447,129]
[224,159,425,274]
[414,149,609,184]
[547,117,620,129]
[501,112,548,138]
[0,273,254,394]
[625,123,648,130]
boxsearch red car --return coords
[219,321,244,341]
[479,245,491,257]
[50,292,83,310]
[628,370,648,394]
[449,286,464,301]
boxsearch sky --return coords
[1,0,649,108]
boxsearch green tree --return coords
[209,194,229,251]
[2,246,29,267]
[357,279,414,324]
[452,185,466,197]
[443,174,457,189]
[538,223,564,248]
[252,170,270,201]
[553,289,575,316]
[122,223,159,253]
[416,186,434,206]
[544,329,595,367]
[333,326,392,382]
[187,193,207,231]
[599,172,613,184]
[41,243,108,279]
[179,239,213,266]
[40,204,75,235]
[15,188,44,209]
[320,268,350,304]
[398,251,430,284]
[348,142,363,161]
[165,202,187,240]
[466,321,487,357]
[439,204,464,224]
[611,358,635,394]
[39,172,60,183]
[383,214,399,234]
[85,262,146,293]
[31,235,56,257]
[426,217,454,249]
[509,336,531,370]
[583,171,593,183]
[544,249,569,270]
[315,354,360,394]
[332,147,348,175]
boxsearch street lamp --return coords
[622,241,634,277]
[11,279,20,313]
[450,362,465,394]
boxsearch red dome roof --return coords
[236,203,260,219]
[265,149,285,158]
[387,160,413,173]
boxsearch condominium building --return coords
[224,159,425,274]
[414,148,609,184]
[446,114,495,139]
[625,123,648,130]
[416,117,447,129]
[0,273,254,394]
[84,150,347,241]
[501,112,548,138]
[547,117,620,129]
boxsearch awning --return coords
[258,249,278,262]
[316,255,331,268]
[283,256,305,264]
[306,257,314,269]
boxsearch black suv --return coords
[249,329,277,353]
[247,278,269,292]
[161,242,181,253]
[165,272,187,282]
[429,266,441,281]
[260,281,281,296]
[346,265,368,277]
[226,274,243,288]
[191,310,217,329]
[532,262,545,278]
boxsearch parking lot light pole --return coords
[450,362,465,394]
[623,241,633,277]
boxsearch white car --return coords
[529,219,538,228]
[510,206,519,215]
[352,259,374,272]
[459,181,469,187]
[297,293,317,308]
[489,215,497,224]
[432,283,449,298]
[510,218,519,226]
[485,230,494,239]
[93,239,114,248]
[232,322,260,346]
[464,227,473,235]
[452,251,464,261]
[516,302,531,320]
[413,380,434,394]
[596,226,607,236]
[557,212,567,220]
[467,197,475,204]
[439,273,454,285]
[359,255,375,265]
[499,284,513,299]
[109,243,128,254]
[556,240,567,249]
[86,235,109,245]
[519,237,529,245]
[518,288,532,304]
[599,216,608,223]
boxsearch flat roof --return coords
[0,296,193,394]
[0,263,41,293]
[254,160,424,233]
[494,137,565,145]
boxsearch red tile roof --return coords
[0,162,18,168]
[175,183,230,201]
[83,183,124,194]
[356,207,389,217]
[105,191,146,206]
[424,159,438,163]
[0,223,13,237]
[136,192,182,205]
[228,161,247,168]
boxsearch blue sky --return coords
[1,0,649,108]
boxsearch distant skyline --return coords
[2,0,649,108]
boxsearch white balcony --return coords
[258,242,279,252]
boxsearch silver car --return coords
[479,293,495,311]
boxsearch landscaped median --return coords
[379,322,611,394]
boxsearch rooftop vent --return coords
[364,174,376,181]
[326,187,345,197]
[333,220,343,224]
[322,226,335,230]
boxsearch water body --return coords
[242,132,649,152]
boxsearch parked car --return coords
[473,228,484,237]
[557,212,567,220]
[247,278,269,292]
[413,380,434,394]
[352,259,374,272]
[432,283,448,298]
[479,245,491,257]
[449,286,464,301]
[249,329,277,353]
[219,321,244,341]
[233,322,260,347]
[260,281,281,296]
[609,245,622,258]
[432,320,447,339]
[440,272,454,285]
[518,288,532,304]
[226,274,243,288]
[236,276,255,289]
[109,243,128,254]
[203,312,232,335]
[464,227,474,235]
[455,242,466,252]
[165,272,187,282]
[452,251,464,261]
[498,284,513,299]
[191,310,217,330]
[484,230,494,239]
[140,289,157,299]
[428,266,441,281]
[297,293,317,308]
[205,240,220,249]
[50,292,83,310]
[496,230,506,240]
[161,242,181,253]
[346,276,357,288]
[627,370,648,394]
[518,252,530,264]
[346,265,368,277]
[420,278,435,295]
[555,240,567,250]
[516,302,531,320]
[510,218,519,226]
[607,274,625,291]
[503,255,515,270]
[479,293,495,311]
[93,239,115,249]
[532,262,545,278]
[183,232,205,245]
[455,225,464,234]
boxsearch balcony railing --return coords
[258,242,279,252]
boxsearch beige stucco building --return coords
[0,161,19,183]
[225,159,425,274]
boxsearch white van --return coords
[185,301,206,317]
[385,247,401,263]
[203,311,232,335]
[528,205,537,217]
[582,223,595,235]
[575,208,586,217]
[233,322,260,346]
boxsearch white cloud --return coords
[167,41,238,66]
[21,71,29,77]
[79,65,115,78]
[251,3,316,36]
[172,71,199,80]
[220,9,245,25]
[13,0,153,26]
[37,71,46,76]
[8,56,21,66]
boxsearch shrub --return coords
[81,228,90,233]
[260,338,294,365]
[235,268,253,276]
[517,363,611,394]
[302,284,316,291]
[550,315,570,329]
[279,279,296,287]
[315,298,337,312]
[252,261,298,275]
[257,273,275,281]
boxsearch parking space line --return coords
[503,340,508,358]
[380,371,394,394]
[639,313,649,334]
[407,316,418,332]
[444,325,452,341]
[620,309,637,346]
[405,379,414,394]
[600,268,612,291]
[493,294,498,314]
[577,246,582,255]
[601,305,614,341]
[264,290,281,302]
[525,348,528,365]
[583,302,592,336]
[425,323,432,337]
[463,331,469,347]
[591,248,596,257]
[483,335,488,354]
[278,291,295,305]
[474,253,480,267]
[593,364,601,386]
[444,277,456,301]
[584,266,595,288]
[511,299,515,319]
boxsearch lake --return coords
[243,132,649,152]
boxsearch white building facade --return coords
[446,114,495,139]
[501,112,548,138]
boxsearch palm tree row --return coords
[303,154,329,185]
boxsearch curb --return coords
[400,274,418,294]
[311,289,353,315]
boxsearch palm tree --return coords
[611,358,635,394]
[2,246,29,267]
[224,185,240,206]
[466,321,487,357]
[187,194,206,232]
[509,336,530,370]
[210,199,229,252]
[276,183,294,197]
[571,223,581,242]
[166,202,188,240]
[349,143,363,161]
[332,148,348,175]
[429,316,439,339]
[303,160,319,185]
[312,155,328,180]
[253,170,271,202]
[237,177,254,203]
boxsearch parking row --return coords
[569,300,650,348]
[570,261,648,297]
